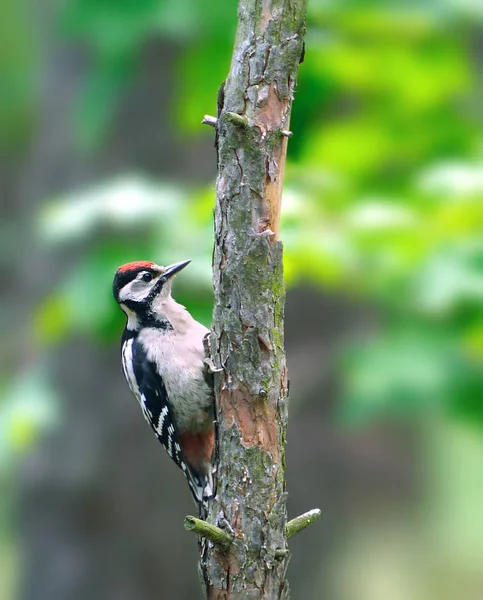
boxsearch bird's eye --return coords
[141,272,154,282]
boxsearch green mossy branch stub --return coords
[184,516,234,548]
[286,509,322,540]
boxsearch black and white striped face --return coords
[112,260,191,318]
[116,264,164,304]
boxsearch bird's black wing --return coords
[121,337,210,505]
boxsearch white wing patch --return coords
[122,339,152,424]
[167,424,175,457]
[155,405,169,436]
[139,393,153,422]
[122,340,138,395]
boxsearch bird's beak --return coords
[162,259,191,280]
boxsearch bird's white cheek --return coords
[119,282,152,303]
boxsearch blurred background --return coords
[2,0,483,598]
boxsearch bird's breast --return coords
[137,327,213,433]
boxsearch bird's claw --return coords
[204,357,223,373]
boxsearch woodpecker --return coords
[112,259,214,509]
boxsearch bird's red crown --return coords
[117,261,155,273]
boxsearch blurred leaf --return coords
[413,240,483,315]
[176,35,234,131]
[418,161,483,197]
[0,367,59,466]
[74,53,136,149]
[0,0,39,148]
[39,176,188,243]
[35,294,72,344]
[340,330,457,423]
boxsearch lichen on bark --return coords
[202,0,307,597]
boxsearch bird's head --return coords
[113,259,191,328]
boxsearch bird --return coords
[112,259,214,510]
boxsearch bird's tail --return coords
[179,429,214,514]
[186,465,214,517]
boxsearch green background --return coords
[1,1,483,598]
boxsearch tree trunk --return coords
[202,1,307,597]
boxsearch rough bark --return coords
[202,1,307,597]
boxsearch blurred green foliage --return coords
[1,1,483,599]
[2,0,483,460]
[0,1,39,149]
